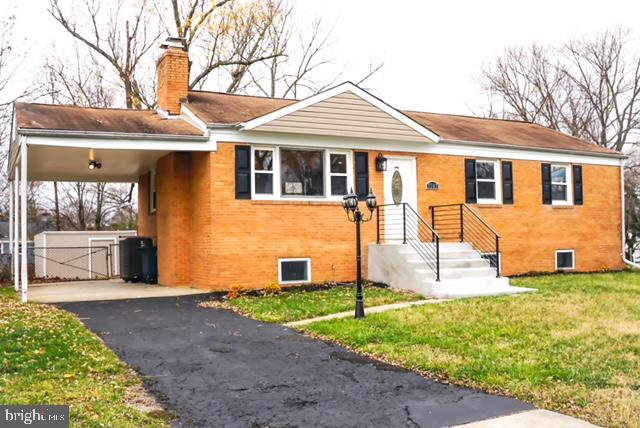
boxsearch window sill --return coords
[251,199,342,206]
[551,204,575,209]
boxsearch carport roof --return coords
[15,102,204,137]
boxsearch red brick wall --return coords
[138,172,157,239]
[139,145,623,290]
[155,152,192,286]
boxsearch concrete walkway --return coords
[454,409,600,427]
[29,279,206,303]
[285,299,449,327]
[60,294,533,427]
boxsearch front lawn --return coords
[302,272,640,428]
[0,287,169,427]
[225,284,421,323]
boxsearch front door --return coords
[383,157,418,241]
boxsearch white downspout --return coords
[620,163,640,269]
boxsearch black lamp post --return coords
[342,188,377,319]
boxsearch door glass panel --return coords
[392,170,403,204]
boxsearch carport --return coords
[7,102,210,302]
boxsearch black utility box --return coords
[119,237,154,283]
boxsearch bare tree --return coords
[480,28,640,151]
[480,27,640,256]
[48,0,161,109]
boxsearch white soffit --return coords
[240,83,439,143]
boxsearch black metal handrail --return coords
[376,203,441,281]
[429,203,501,277]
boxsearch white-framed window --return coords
[149,170,157,213]
[278,258,311,284]
[250,146,353,201]
[551,164,572,205]
[329,152,349,196]
[555,249,575,270]
[476,159,502,204]
[253,147,274,195]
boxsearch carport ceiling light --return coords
[88,160,102,170]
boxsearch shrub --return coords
[227,285,247,299]
[264,282,282,295]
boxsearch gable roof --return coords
[15,102,204,138]
[238,82,440,142]
[184,87,621,157]
[184,91,296,125]
[404,111,619,156]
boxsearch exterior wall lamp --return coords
[375,153,387,172]
[88,160,102,170]
[342,187,377,318]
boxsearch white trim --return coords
[555,249,575,270]
[251,146,276,199]
[475,159,502,205]
[23,135,215,152]
[278,258,312,284]
[180,105,209,133]
[13,169,19,291]
[250,145,353,202]
[211,130,623,167]
[239,82,441,142]
[42,233,47,277]
[20,142,28,302]
[8,176,13,287]
[328,151,350,197]
[550,164,573,206]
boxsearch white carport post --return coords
[20,142,28,303]
[13,166,20,291]
[8,174,14,290]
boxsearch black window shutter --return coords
[501,161,514,204]
[573,165,583,205]
[235,145,251,199]
[464,159,477,204]
[355,152,369,200]
[541,163,552,204]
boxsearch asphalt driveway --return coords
[60,295,533,427]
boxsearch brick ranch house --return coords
[7,38,630,299]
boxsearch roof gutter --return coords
[206,123,239,130]
[17,128,210,142]
[439,138,627,159]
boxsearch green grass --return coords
[0,287,169,427]
[302,272,640,428]
[226,285,421,323]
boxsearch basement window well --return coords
[555,250,575,270]
[279,258,311,284]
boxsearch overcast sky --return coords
[5,0,640,115]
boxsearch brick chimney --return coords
[157,37,189,115]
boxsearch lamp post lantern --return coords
[342,188,377,319]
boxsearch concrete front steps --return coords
[368,242,535,298]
